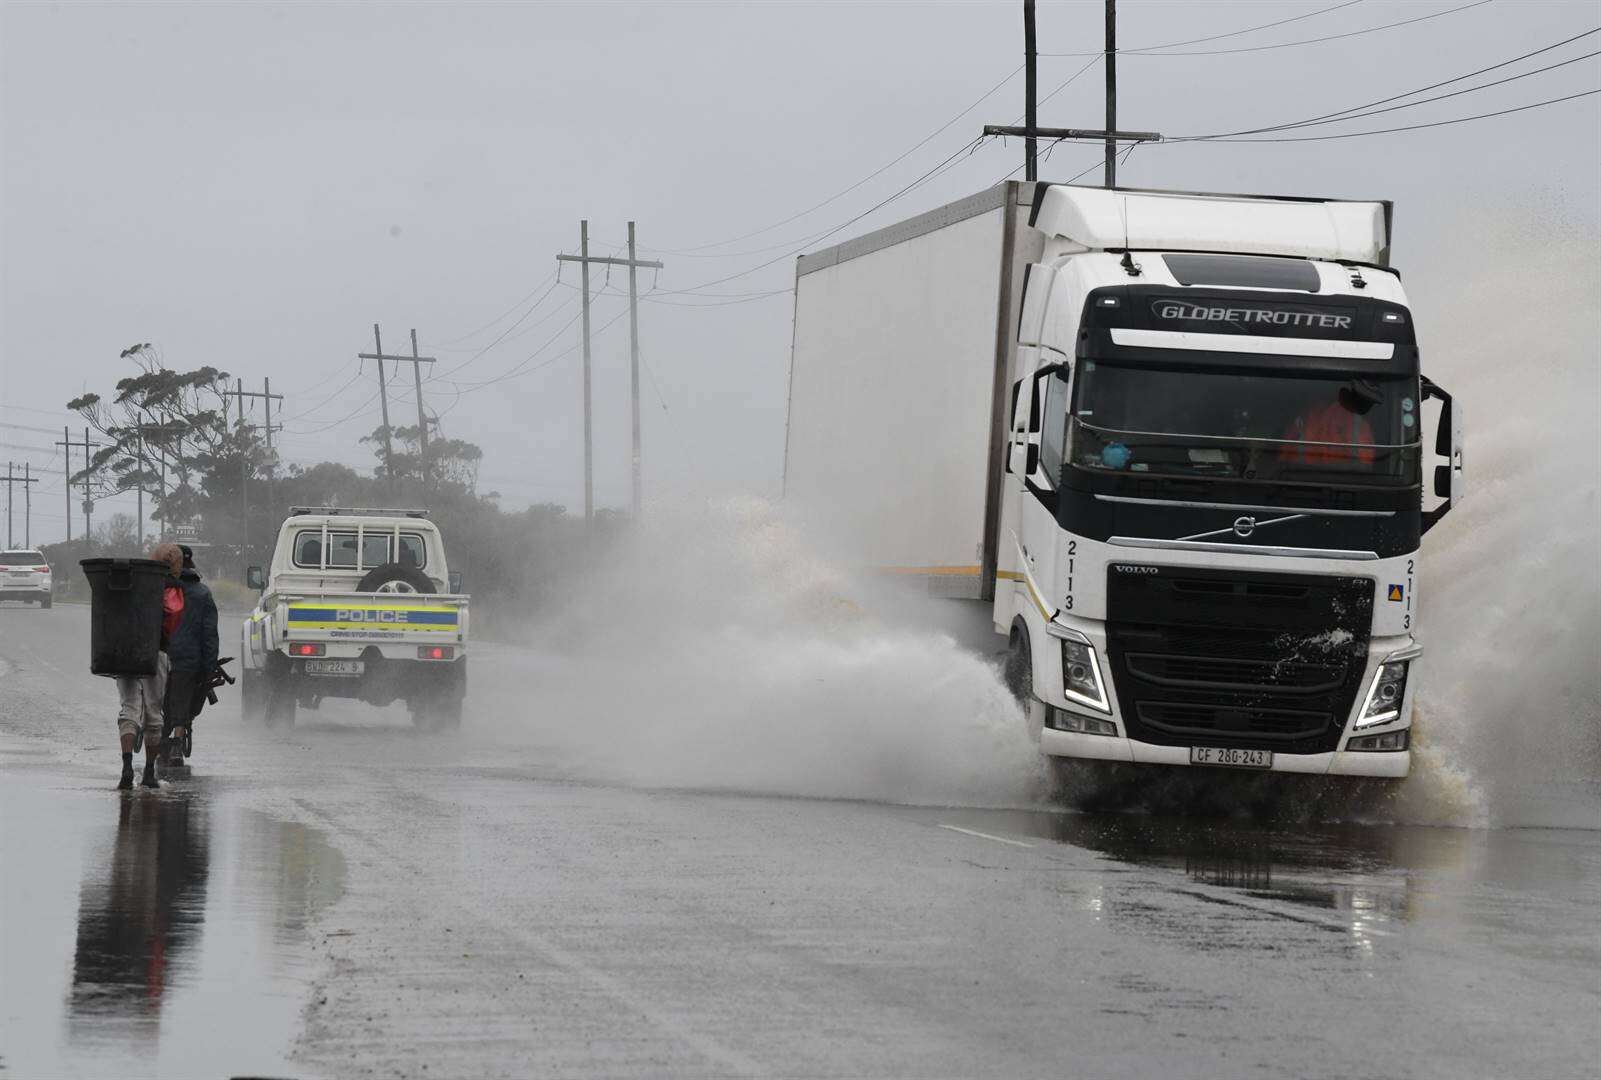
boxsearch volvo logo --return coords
[1113,565,1160,575]
[1179,512,1309,544]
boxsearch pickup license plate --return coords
[1190,746,1273,769]
[304,659,364,677]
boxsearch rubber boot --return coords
[141,761,159,789]
[117,754,134,790]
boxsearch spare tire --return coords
[356,562,436,594]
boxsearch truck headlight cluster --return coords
[1046,706,1116,736]
[1356,660,1409,728]
[1061,639,1110,714]
[1347,729,1409,752]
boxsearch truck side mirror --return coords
[1420,378,1463,534]
[448,571,463,593]
[246,565,265,590]
[1007,377,1033,476]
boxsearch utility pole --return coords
[987,1,1155,183]
[3,463,40,549]
[56,426,98,545]
[556,221,663,521]
[365,324,396,492]
[232,379,284,563]
[626,222,642,517]
[1024,0,1038,182]
[359,329,437,492]
[1104,0,1117,187]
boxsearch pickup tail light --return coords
[418,645,454,661]
[290,643,325,657]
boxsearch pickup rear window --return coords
[293,530,426,570]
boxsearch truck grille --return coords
[1106,566,1372,755]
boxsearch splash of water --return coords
[1405,224,1601,828]
[484,497,1046,808]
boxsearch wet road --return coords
[2,602,1598,1079]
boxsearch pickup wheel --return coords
[241,666,267,723]
[262,663,297,729]
[411,660,466,732]
[356,563,435,595]
[410,693,462,732]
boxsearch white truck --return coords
[785,182,1463,782]
[240,507,469,729]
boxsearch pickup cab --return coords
[241,507,469,729]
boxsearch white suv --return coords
[0,550,53,607]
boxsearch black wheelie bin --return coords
[80,558,167,676]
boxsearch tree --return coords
[68,344,246,528]
[361,423,483,494]
[92,513,140,552]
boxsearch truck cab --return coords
[241,507,470,730]
[997,186,1463,779]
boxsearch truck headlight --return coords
[1356,660,1409,728]
[1061,639,1110,713]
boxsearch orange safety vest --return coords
[1280,402,1376,464]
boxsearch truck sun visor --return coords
[1162,254,1321,293]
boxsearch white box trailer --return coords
[785,181,1463,781]
[786,184,1043,598]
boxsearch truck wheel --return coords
[356,563,435,594]
[1004,627,1031,701]
[1004,626,1043,742]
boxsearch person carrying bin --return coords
[115,543,185,789]
[161,545,218,771]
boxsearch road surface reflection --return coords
[68,792,211,1040]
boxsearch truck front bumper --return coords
[1039,728,1411,778]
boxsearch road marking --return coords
[937,824,1033,848]
[292,796,770,1077]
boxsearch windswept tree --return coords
[361,423,483,494]
[67,344,278,557]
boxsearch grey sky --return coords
[3,0,1597,545]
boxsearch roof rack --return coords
[287,506,431,519]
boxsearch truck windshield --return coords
[1069,362,1421,485]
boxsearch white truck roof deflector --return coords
[1033,186,1390,265]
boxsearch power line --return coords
[654,134,994,297]
[278,367,365,422]
[1172,26,1600,140]
[429,270,558,347]
[636,65,1024,256]
[642,289,791,309]
[1179,86,1600,143]
[1041,0,1491,58]
[1201,48,1598,139]
[1066,0,1366,56]
[283,389,381,435]
[429,281,574,380]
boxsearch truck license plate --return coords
[304,659,364,677]
[1189,747,1273,769]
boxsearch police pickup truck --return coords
[241,507,469,729]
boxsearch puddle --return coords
[0,774,344,1078]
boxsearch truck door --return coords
[1010,364,1070,619]
[1421,377,1463,533]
